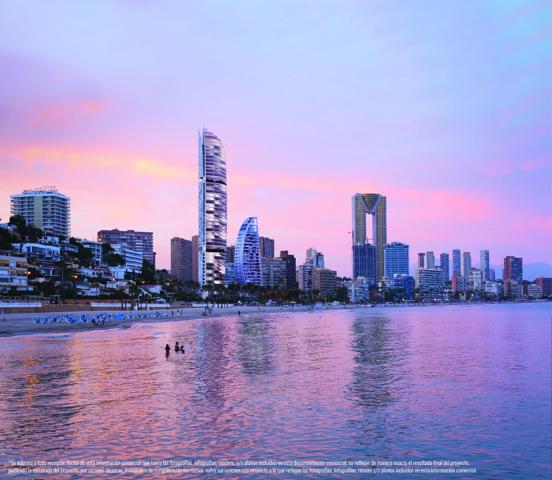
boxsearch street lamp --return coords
[72,274,78,303]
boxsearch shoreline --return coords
[0,305,351,337]
[0,301,546,338]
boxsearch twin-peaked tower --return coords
[352,193,387,281]
[198,128,227,285]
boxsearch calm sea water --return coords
[0,304,550,479]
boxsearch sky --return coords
[0,0,551,277]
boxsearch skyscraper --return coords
[306,248,325,268]
[11,187,70,237]
[426,251,435,269]
[235,217,262,285]
[297,264,312,291]
[98,229,155,267]
[469,268,484,291]
[384,242,409,277]
[353,243,376,285]
[226,245,235,263]
[452,249,461,277]
[261,257,286,288]
[503,256,523,283]
[198,128,227,285]
[224,245,236,284]
[480,249,490,282]
[298,248,325,291]
[170,237,192,282]
[280,250,298,289]
[418,252,425,269]
[191,235,199,282]
[259,237,275,258]
[352,193,387,281]
[439,252,450,282]
[462,252,472,279]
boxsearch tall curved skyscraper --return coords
[198,128,227,285]
[235,217,263,285]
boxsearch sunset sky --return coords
[1,0,550,277]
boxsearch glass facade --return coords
[452,249,461,277]
[480,249,490,281]
[386,274,415,300]
[352,243,376,286]
[235,217,263,285]
[426,251,435,269]
[440,252,450,282]
[384,242,409,277]
[504,256,523,283]
[462,252,472,280]
[198,128,227,285]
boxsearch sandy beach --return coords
[0,305,342,337]
[0,301,536,337]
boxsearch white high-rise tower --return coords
[198,128,227,285]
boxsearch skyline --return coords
[1,1,551,277]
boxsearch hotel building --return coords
[10,187,70,237]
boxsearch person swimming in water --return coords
[165,344,171,356]
[175,342,180,352]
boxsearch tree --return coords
[77,246,93,268]
[101,242,124,267]
[140,260,155,283]
[35,279,57,297]
[26,226,44,243]
[335,286,349,303]
[8,215,43,242]
[8,215,26,234]
[102,242,113,255]
[0,227,16,251]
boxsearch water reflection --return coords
[0,339,78,455]
[348,314,398,409]
[193,318,232,408]
[345,313,411,455]
[236,316,275,376]
[0,305,549,480]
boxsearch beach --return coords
[0,301,545,337]
[0,305,340,336]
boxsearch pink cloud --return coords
[520,159,548,172]
[25,98,108,129]
[1,139,549,274]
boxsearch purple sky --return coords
[0,0,550,277]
